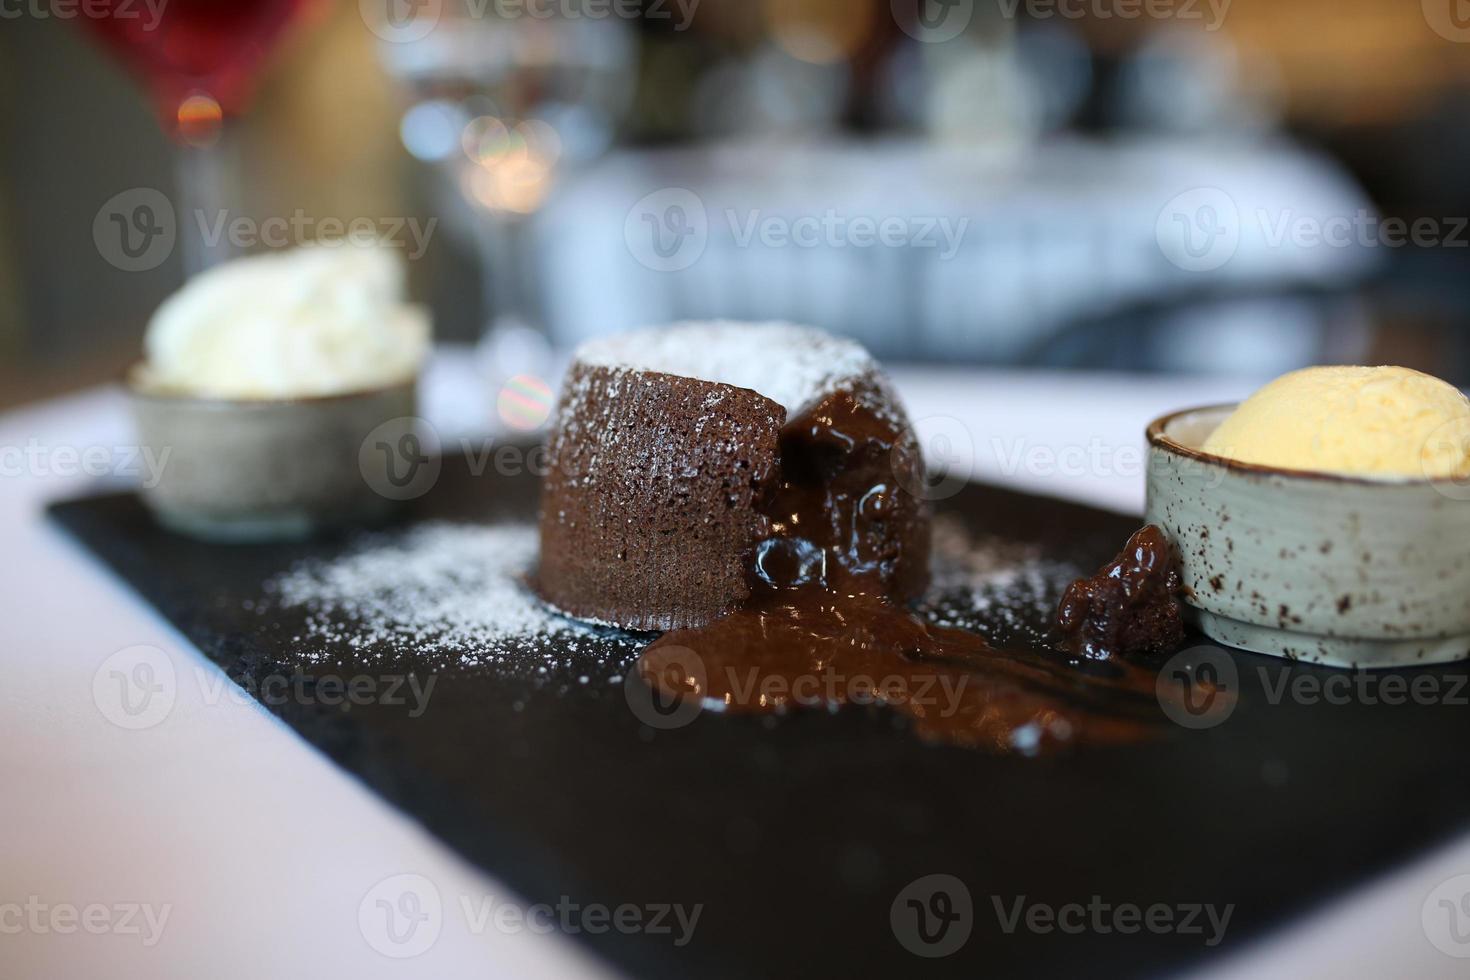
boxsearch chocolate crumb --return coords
[1055,525,1186,660]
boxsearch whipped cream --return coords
[139,243,430,399]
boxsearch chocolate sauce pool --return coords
[634,391,1201,755]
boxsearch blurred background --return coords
[4,0,1470,408]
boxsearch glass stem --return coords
[477,212,541,338]
[173,123,240,275]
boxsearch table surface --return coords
[3,352,1467,979]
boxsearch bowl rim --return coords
[1146,403,1446,488]
[124,362,417,408]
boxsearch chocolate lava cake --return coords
[536,322,930,631]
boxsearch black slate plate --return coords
[49,454,1470,979]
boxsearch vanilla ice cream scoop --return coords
[138,242,430,399]
[1202,365,1470,479]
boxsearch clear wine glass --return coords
[374,2,638,382]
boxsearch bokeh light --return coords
[497,374,555,431]
[399,100,463,161]
[762,0,876,66]
[462,115,519,166]
[176,93,223,148]
[460,116,561,214]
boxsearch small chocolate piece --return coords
[1056,525,1186,659]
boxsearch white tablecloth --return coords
[2,353,1465,978]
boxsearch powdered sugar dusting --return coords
[262,518,1080,674]
[575,321,875,413]
[920,515,1081,646]
[268,522,641,672]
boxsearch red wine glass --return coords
[80,0,321,271]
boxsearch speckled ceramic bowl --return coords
[128,372,418,543]
[1145,405,1470,668]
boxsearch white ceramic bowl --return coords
[1145,405,1470,669]
[129,373,419,543]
